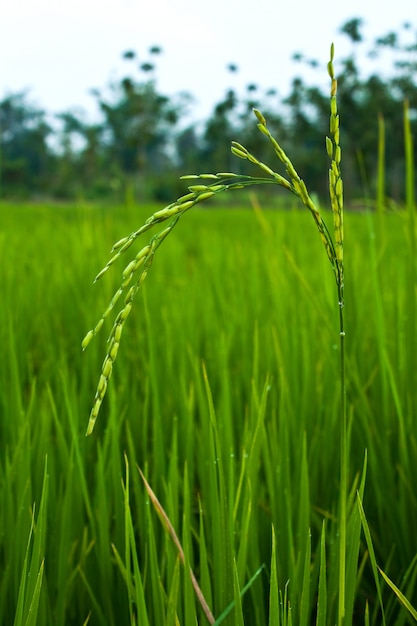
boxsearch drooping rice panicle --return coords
[83,46,343,436]
[83,184,244,433]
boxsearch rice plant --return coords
[2,44,416,626]
[81,44,357,624]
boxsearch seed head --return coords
[81,330,94,351]
[108,339,120,362]
[326,137,333,159]
[253,108,267,125]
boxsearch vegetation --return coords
[1,23,417,626]
[1,17,417,202]
[1,193,417,624]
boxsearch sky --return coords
[1,0,415,124]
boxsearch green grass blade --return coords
[365,601,370,626]
[201,362,234,617]
[214,565,265,625]
[345,451,368,624]
[299,529,311,626]
[315,522,327,626]
[13,457,48,626]
[378,568,417,622]
[198,496,213,615]
[181,463,198,626]
[268,526,280,626]
[111,543,134,599]
[232,559,245,626]
[110,454,150,626]
[23,560,44,626]
[123,454,134,625]
[166,557,181,626]
[357,493,387,626]
[13,515,34,626]
[76,566,108,626]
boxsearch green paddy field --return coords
[1,199,416,625]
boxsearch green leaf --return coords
[378,568,417,621]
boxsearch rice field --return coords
[1,198,417,625]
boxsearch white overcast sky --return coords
[1,0,415,123]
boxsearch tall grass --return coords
[1,52,417,625]
[1,195,416,624]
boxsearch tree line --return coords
[1,18,417,205]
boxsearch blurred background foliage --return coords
[1,17,417,205]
